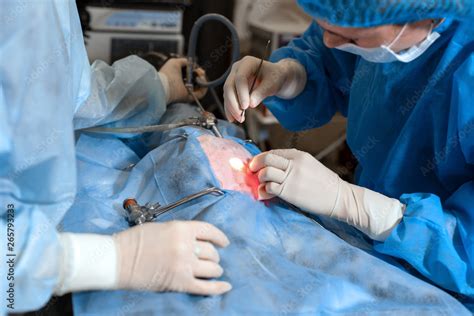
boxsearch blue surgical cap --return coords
[297,0,474,27]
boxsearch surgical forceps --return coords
[123,187,225,226]
[80,111,222,137]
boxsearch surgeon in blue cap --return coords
[224,0,474,298]
[1,0,231,312]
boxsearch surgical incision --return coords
[198,135,259,198]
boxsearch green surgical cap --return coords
[297,0,473,27]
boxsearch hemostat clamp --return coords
[123,187,225,226]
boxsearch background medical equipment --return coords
[78,0,236,91]
[84,5,185,63]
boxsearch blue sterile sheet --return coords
[61,104,469,315]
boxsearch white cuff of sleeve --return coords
[158,72,170,104]
[55,233,117,295]
[276,59,307,100]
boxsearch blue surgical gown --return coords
[265,20,474,298]
[0,0,167,312]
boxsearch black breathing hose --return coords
[186,14,240,89]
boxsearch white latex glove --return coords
[250,149,405,241]
[115,221,232,295]
[159,58,207,104]
[223,57,307,123]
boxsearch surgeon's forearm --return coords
[275,59,307,99]
[55,233,117,295]
[330,179,406,241]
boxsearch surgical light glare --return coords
[229,157,245,172]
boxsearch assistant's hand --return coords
[223,57,307,123]
[159,58,208,104]
[114,221,232,295]
[250,149,405,241]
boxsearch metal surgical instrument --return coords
[242,40,271,119]
[123,187,225,226]
[80,111,222,137]
[186,87,223,138]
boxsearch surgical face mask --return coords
[335,23,440,63]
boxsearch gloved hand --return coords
[250,149,405,241]
[114,221,232,295]
[223,57,307,123]
[159,58,208,105]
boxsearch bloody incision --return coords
[198,135,259,199]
